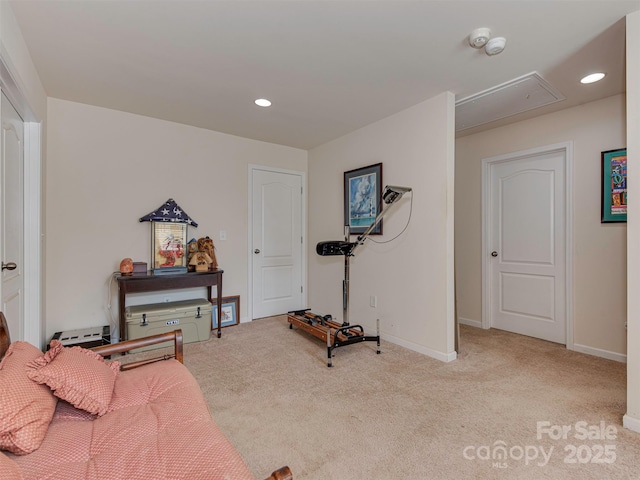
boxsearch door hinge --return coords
[301,286,303,293]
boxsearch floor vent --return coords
[455,72,565,132]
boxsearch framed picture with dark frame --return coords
[211,295,240,329]
[601,148,627,223]
[344,163,383,236]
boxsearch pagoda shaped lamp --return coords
[139,198,198,275]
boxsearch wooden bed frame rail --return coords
[265,466,293,480]
[0,312,10,359]
[91,330,184,370]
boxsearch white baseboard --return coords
[456,320,625,363]
[458,317,482,328]
[572,343,626,363]
[623,414,640,433]
[381,332,457,363]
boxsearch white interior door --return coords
[487,147,567,344]
[1,92,24,340]
[251,168,304,319]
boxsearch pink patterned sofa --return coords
[0,313,291,480]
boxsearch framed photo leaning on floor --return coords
[211,295,239,329]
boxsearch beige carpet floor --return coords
[126,316,640,479]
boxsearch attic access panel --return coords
[455,72,565,132]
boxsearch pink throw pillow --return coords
[0,342,58,455]
[27,340,120,417]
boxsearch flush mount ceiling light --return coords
[469,28,491,48]
[254,98,272,107]
[580,73,606,84]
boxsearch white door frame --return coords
[247,164,307,322]
[0,54,43,348]
[481,142,574,350]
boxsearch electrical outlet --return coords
[370,295,377,308]
[220,230,227,241]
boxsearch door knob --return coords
[254,249,261,254]
[2,262,17,271]
[491,251,498,257]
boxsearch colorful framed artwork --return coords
[601,148,627,223]
[211,295,239,329]
[344,163,383,235]
[151,222,187,273]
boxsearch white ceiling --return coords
[9,0,640,149]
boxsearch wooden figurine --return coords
[197,236,218,270]
[189,252,213,272]
[187,239,199,272]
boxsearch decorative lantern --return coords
[139,199,198,275]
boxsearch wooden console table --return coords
[117,270,224,341]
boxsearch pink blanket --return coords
[7,360,254,480]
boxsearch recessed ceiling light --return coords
[255,98,272,107]
[580,73,605,84]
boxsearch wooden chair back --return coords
[0,311,11,359]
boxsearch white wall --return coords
[308,92,456,361]
[46,98,307,340]
[456,94,627,359]
[624,10,640,432]
[0,2,46,120]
